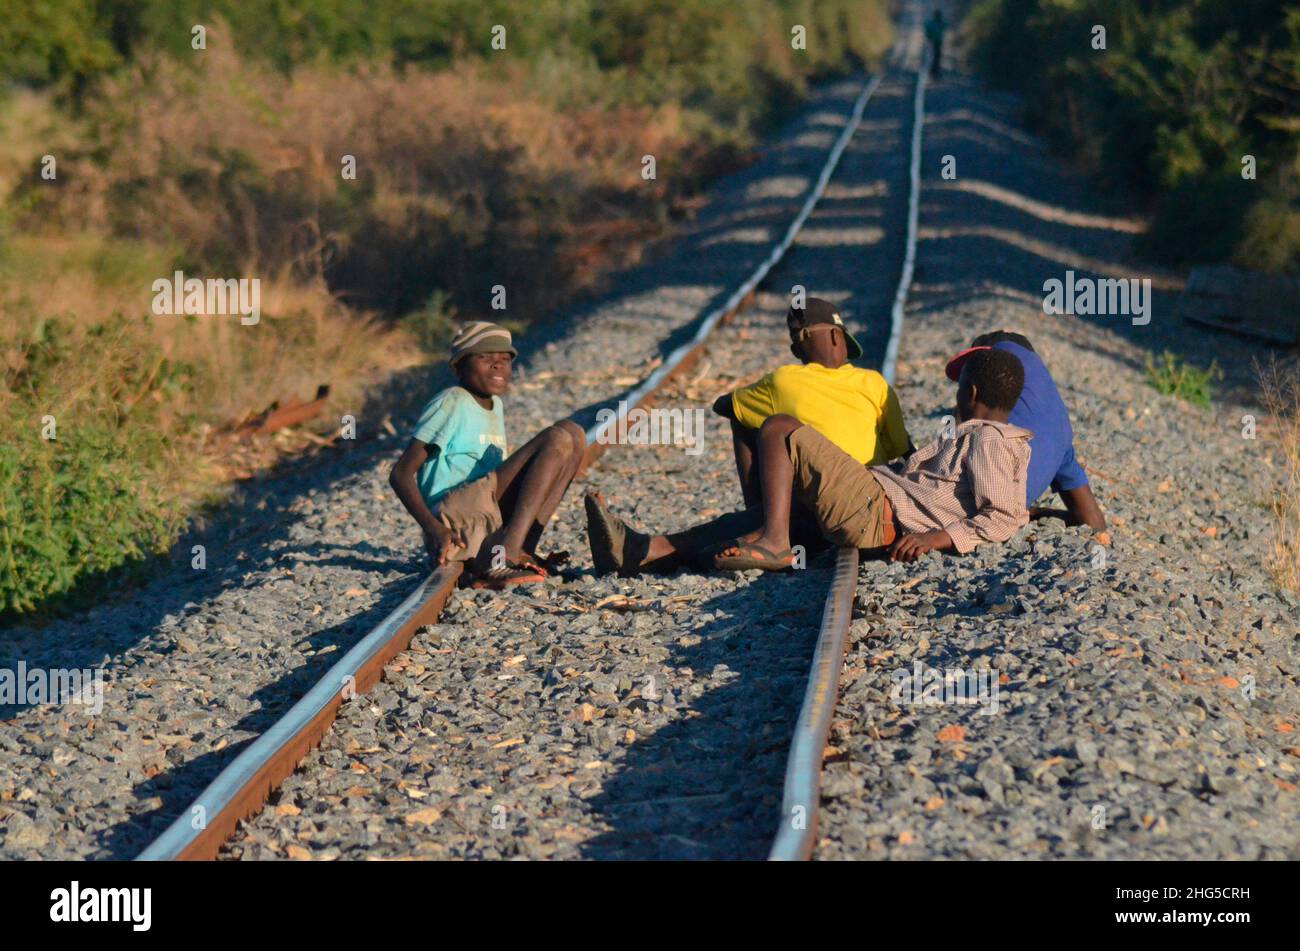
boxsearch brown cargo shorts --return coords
[433,471,502,564]
[787,426,896,549]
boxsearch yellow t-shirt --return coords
[731,362,910,465]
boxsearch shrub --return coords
[1144,350,1222,408]
[0,314,185,618]
[963,0,1300,274]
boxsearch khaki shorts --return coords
[434,471,502,564]
[787,426,896,549]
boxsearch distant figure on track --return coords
[944,332,1106,532]
[389,322,584,588]
[925,8,946,79]
[585,297,912,575]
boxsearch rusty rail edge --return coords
[137,565,462,860]
[135,58,891,862]
[768,26,928,862]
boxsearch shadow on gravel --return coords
[917,73,1279,403]
[92,566,430,858]
[579,556,834,860]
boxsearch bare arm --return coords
[389,439,454,564]
[889,529,953,562]
[1029,486,1106,532]
[1061,485,1106,531]
[712,392,736,420]
[880,384,913,461]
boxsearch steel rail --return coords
[134,57,895,862]
[137,566,462,859]
[768,28,929,863]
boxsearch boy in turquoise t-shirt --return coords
[389,322,585,588]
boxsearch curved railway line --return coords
[138,8,929,862]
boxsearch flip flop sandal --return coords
[470,559,548,589]
[531,550,571,571]
[711,541,795,572]
[584,493,651,577]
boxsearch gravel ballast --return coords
[219,67,921,861]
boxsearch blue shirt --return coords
[411,386,507,507]
[995,342,1089,504]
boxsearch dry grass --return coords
[1259,357,1300,591]
[23,24,698,319]
[0,231,417,432]
[0,88,69,198]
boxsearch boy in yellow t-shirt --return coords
[585,297,913,575]
[719,298,910,507]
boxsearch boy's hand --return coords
[424,524,461,568]
[888,530,951,562]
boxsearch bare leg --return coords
[589,502,759,570]
[521,422,585,555]
[488,420,584,565]
[721,414,801,554]
[731,420,761,509]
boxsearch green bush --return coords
[401,290,459,355]
[0,424,180,619]
[0,316,185,620]
[964,0,1300,274]
[1144,350,1222,408]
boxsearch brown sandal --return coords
[711,541,795,572]
[469,559,548,589]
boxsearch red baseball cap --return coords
[944,345,991,382]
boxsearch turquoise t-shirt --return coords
[412,386,507,507]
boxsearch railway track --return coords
[137,5,928,862]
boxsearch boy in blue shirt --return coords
[944,331,1106,532]
[389,322,585,587]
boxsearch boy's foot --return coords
[469,559,548,589]
[584,492,650,577]
[711,539,795,572]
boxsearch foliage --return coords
[964,0,1300,273]
[1144,350,1222,407]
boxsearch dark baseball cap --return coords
[787,297,862,361]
